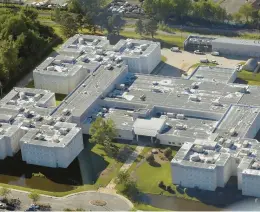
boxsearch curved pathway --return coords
[4,188,133,211]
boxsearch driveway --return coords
[5,189,133,211]
[161,49,247,75]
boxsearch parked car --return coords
[0,202,7,209]
[211,60,218,64]
[26,204,39,211]
[200,58,209,63]
[211,51,220,56]
[194,50,204,55]
[171,47,181,52]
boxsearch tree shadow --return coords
[234,78,248,85]
[148,161,161,167]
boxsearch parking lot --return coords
[159,48,247,76]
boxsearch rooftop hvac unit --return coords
[133,49,141,55]
[252,162,260,170]
[116,84,125,90]
[191,82,199,89]
[102,108,108,113]
[224,139,233,148]
[230,128,237,137]
[152,81,159,86]
[53,138,60,143]
[62,109,70,116]
[93,39,99,45]
[47,66,55,71]
[56,116,65,122]
[176,114,185,120]
[196,75,204,79]
[218,137,225,145]
[239,86,250,94]
[105,64,113,70]
[96,49,104,55]
[8,100,16,105]
[152,88,162,93]
[45,116,54,125]
[95,55,102,61]
[192,145,204,153]
[19,107,25,112]
[191,154,200,162]
[34,94,41,101]
[175,124,186,130]
[53,59,61,65]
[206,157,215,164]
[140,44,148,51]
[126,41,133,48]
[34,114,42,121]
[189,95,201,102]
[19,92,26,100]
[60,128,69,135]
[140,94,146,101]
[212,99,222,106]
[78,37,85,45]
[166,112,176,118]
[115,57,122,63]
[22,120,31,127]
[243,140,249,148]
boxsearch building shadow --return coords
[185,177,248,208]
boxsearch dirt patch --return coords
[90,200,107,206]
[153,149,170,164]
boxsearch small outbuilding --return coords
[243,58,258,72]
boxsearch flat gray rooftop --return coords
[190,66,236,83]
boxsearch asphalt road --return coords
[5,189,133,211]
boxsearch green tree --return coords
[146,153,155,164]
[116,171,130,184]
[28,192,40,204]
[0,40,20,81]
[135,19,144,36]
[89,117,117,145]
[173,0,192,20]
[164,147,172,158]
[122,180,139,200]
[239,3,254,23]
[59,13,79,38]
[0,188,11,200]
[111,14,123,35]
[144,19,158,38]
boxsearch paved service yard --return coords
[158,48,247,76]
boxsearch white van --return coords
[211,51,220,56]
[200,58,209,63]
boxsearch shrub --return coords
[146,153,155,164]
[28,192,40,204]
[116,171,130,184]
[164,147,172,158]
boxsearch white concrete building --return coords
[20,122,83,168]
[212,38,260,57]
[33,35,161,94]
[0,123,25,159]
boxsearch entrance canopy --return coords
[133,118,166,137]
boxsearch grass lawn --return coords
[120,31,186,48]
[189,62,217,70]
[161,55,167,62]
[117,146,197,202]
[236,70,260,86]
[133,203,168,211]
